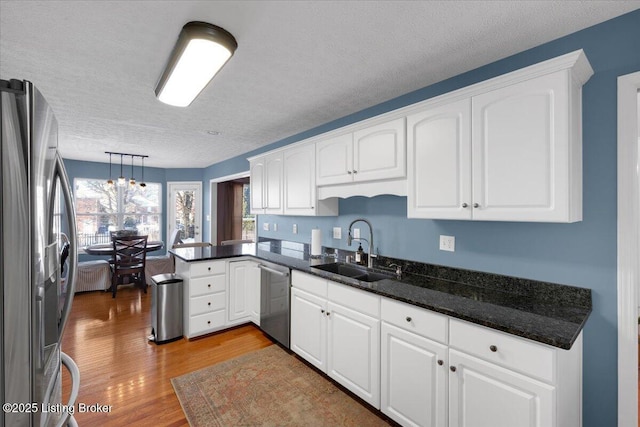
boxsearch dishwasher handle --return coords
[257,264,290,277]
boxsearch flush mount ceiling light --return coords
[155,21,238,107]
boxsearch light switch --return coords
[292,224,298,234]
[263,223,270,231]
[273,223,278,232]
[333,227,342,239]
[353,228,360,239]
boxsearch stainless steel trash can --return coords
[149,273,183,344]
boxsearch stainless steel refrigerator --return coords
[1,79,80,426]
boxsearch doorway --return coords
[167,182,202,243]
[617,71,640,426]
[209,172,255,245]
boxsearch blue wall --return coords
[62,158,204,261]
[202,10,640,427]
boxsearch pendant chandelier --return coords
[105,151,149,188]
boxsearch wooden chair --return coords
[110,235,148,298]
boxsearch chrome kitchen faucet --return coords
[347,218,375,269]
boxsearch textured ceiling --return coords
[1,1,638,168]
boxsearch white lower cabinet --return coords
[381,297,448,427]
[176,259,227,338]
[291,287,328,371]
[227,259,261,325]
[286,271,581,427]
[448,318,582,427]
[327,300,380,406]
[290,271,381,408]
[448,349,554,427]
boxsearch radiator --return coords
[76,260,111,292]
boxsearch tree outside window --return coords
[74,178,162,248]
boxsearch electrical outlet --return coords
[353,228,360,239]
[273,223,278,232]
[333,227,342,239]
[292,224,298,234]
[263,223,270,231]
[439,235,455,252]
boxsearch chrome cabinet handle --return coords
[405,316,412,322]
[473,203,480,208]
[450,366,457,372]
[490,345,498,352]
[353,170,357,174]
[462,203,468,208]
[347,171,352,174]
[437,360,444,366]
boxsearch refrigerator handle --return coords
[55,153,78,336]
[56,351,80,427]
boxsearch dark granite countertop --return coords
[171,240,591,350]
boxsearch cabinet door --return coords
[407,98,472,219]
[316,133,354,185]
[291,288,327,372]
[249,158,265,214]
[283,144,316,215]
[248,263,261,326]
[471,71,570,221]
[353,117,406,182]
[264,152,283,214]
[449,349,554,427]
[381,322,447,427]
[327,301,380,408]
[228,261,252,322]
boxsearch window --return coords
[242,183,255,241]
[74,178,162,248]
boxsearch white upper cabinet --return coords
[471,72,575,222]
[250,152,283,215]
[283,144,338,216]
[407,98,472,219]
[316,118,406,186]
[408,50,592,222]
[264,152,283,214]
[316,133,354,186]
[249,158,265,214]
[353,118,406,182]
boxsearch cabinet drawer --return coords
[189,310,226,335]
[381,297,448,344]
[292,270,327,297]
[328,281,379,317]
[190,260,225,277]
[190,293,226,316]
[449,319,555,383]
[190,275,225,297]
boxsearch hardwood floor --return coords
[61,285,273,426]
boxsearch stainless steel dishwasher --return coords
[257,261,291,348]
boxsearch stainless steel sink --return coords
[311,262,394,283]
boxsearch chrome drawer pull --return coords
[490,345,498,352]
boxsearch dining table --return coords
[83,240,165,256]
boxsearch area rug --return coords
[171,345,390,426]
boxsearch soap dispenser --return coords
[355,244,364,265]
